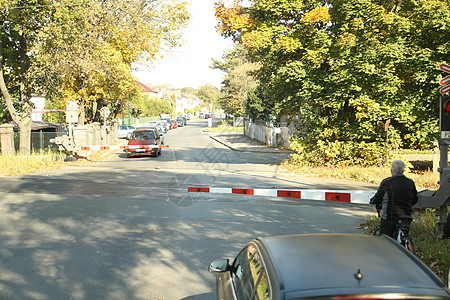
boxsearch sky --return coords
[133,0,235,89]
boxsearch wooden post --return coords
[385,119,390,165]
[433,141,439,173]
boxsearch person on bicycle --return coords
[370,160,418,238]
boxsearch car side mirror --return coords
[208,259,229,273]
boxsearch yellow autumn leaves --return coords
[215,2,330,52]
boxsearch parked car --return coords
[199,112,204,118]
[209,234,450,300]
[138,125,165,144]
[210,112,216,118]
[126,128,161,158]
[118,124,136,139]
[147,121,161,129]
[145,122,165,135]
[170,119,178,129]
[204,113,211,119]
[158,120,169,132]
[176,117,185,127]
[160,118,171,130]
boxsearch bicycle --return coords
[372,208,416,254]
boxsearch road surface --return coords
[0,119,377,300]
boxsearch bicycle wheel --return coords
[401,235,415,254]
[372,225,381,236]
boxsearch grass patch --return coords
[281,161,439,190]
[0,140,124,176]
[203,126,244,133]
[359,209,450,282]
[398,149,434,155]
[0,150,72,176]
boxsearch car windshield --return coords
[130,131,155,140]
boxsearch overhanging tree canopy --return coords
[215,0,450,165]
[0,0,189,154]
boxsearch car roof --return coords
[257,234,449,298]
[132,127,157,132]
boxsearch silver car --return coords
[118,124,135,139]
[136,125,164,144]
[161,118,172,130]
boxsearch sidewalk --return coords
[209,132,294,154]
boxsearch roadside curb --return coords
[209,133,294,154]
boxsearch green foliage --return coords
[0,102,12,123]
[138,95,174,117]
[194,84,221,108]
[246,85,277,121]
[28,0,189,124]
[0,0,57,153]
[212,47,259,116]
[289,138,387,166]
[215,0,448,160]
[186,105,201,115]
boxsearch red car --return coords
[126,129,161,158]
[170,119,178,128]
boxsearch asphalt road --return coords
[0,119,378,300]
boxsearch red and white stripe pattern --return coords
[80,145,169,151]
[188,187,376,204]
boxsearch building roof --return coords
[11,121,62,132]
[136,81,158,94]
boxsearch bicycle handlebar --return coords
[376,204,381,218]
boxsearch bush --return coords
[289,138,388,166]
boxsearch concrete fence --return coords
[0,124,14,155]
[73,122,118,146]
[244,119,292,149]
[0,122,119,155]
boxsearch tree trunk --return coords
[0,25,33,155]
[18,118,32,154]
[78,96,86,125]
[18,27,33,154]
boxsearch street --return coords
[0,119,378,300]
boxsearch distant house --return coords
[30,94,46,121]
[176,94,201,115]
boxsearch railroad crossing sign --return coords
[439,63,450,95]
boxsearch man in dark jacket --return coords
[370,160,418,238]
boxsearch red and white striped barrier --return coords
[32,109,64,113]
[80,145,169,151]
[187,187,376,204]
